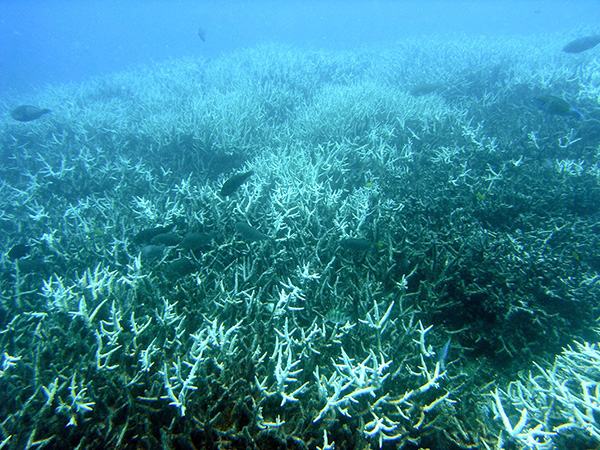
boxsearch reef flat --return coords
[1,34,600,449]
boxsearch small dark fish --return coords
[532,94,582,120]
[133,224,175,244]
[340,238,374,252]
[180,232,215,251]
[140,244,165,262]
[325,308,352,325]
[409,82,443,97]
[235,222,270,242]
[220,170,254,197]
[163,258,196,279]
[151,232,182,247]
[7,243,30,260]
[198,27,206,42]
[10,105,51,122]
[562,35,600,53]
[17,258,47,274]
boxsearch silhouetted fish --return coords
[340,238,375,252]
[198,27,206,42]
[325,308,352,325]
[7,243,30,259]
[180,232,215,251]
[133,224,175,244]
[235,222,270,242]
[164,258,196,279]
[220,170,254,197]
[140,244,165,262]
[532,94,582,120]
[151,233,182,246]
[17,258,47,274]
[10,105,51,122]
[562,35,600,53]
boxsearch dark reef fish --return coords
[17,258,47,274]
[340,237,376,252]
[163,258,196,279]
[562,35,600,53]
[150,232,182,247]
[140,244,165,262]
[198,27,206,42]
[10,105,51,122]
[133,224,175,244]
[235,222,271,242]
[180,232,215,252]
[7,243,31,259]
[532,94,583,120]
[220,170,254,197]
[325,308,352,325]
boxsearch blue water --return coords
[1,0,598,93]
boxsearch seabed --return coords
[1,34,600,449]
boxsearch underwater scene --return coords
[2,3,600,450]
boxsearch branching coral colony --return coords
[1,33,600,449]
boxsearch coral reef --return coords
[1,34,600,449]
